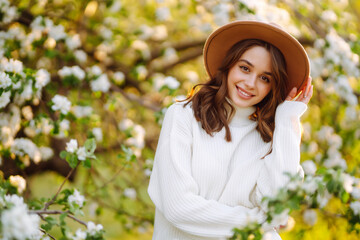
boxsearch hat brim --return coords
[204,20,310,92]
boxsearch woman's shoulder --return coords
[166,101,194,118]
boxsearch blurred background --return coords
[1,0,360,239]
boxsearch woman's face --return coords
[227,46,272,108]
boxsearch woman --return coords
[148,21,313,240]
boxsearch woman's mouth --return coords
[236,86,254,99]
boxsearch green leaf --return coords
[341,190,350,203]
[84,138,96,153]
[41,216,58,231]
[83,158,91,168]
[66,154,78,168]
[60,151,67,159]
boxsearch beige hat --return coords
[203,20,310,91]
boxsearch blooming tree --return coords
[0,0,359,239]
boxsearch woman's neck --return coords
[226,98,256,127]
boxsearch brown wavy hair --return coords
[184,39,289,142]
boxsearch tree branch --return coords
[110,84,162,112]
[43,162,80,211]
[31,210,87,227]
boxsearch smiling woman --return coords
[148,20,313,240]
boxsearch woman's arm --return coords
[148,103,265,238]
[254,77,313,207]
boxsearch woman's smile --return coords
[236,86,254,99]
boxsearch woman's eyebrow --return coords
[239,59,273,76]
[239,59,253,67]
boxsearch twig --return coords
[30,210,87,227]
[43,162,80,211]
[39,228,56,240]
[99,165,125,189]
[110,85,161,112]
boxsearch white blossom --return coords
[301,160,317,176]
[72,229,87,240]
[0,91,11,108]
[303,209,317,226]
[350,201,360,215]
[76,146,87,161]
[66,139,78,153]
[58,66,85,81]
[270,209,289,227]
[144,169,152,177]
[186,71,199,83]
[35,69,50,89]
[163,47,179,62]
[87,221,103,235]
[113,71,125,84]
[345,106,357,120]
[317,190,332,208]
[90,74,111,92]
[109,1,122,12]
[0,72,12,88]
[352,188,360,200]
[151,25,168,41]
[323,149,347,169]
[66,34,81,50]
[156,7,171,21]
[92,127,103,142]
[213,3,230,26]
[51,94,71,114]
[321,10,337,23]
[48,24,67,40]
[342,173,355,193]
[87,65,102,76]
[125,124,146,149]
[302,177,318,194]
[22,105,33,120]
[0,5,19,24]
[59,119,70,132]
[135,65,148,80]
[72,105,93,118]
[68,189,85,208]
[138,24,154,40]
[39,146,54,161]
[2,195,40,240]
[164,76,180,89]
[119,118,134,131]
[132,40,150,59]
[123,188,137,199]
[9,175,26,193]
[11,138,41,163]
[74,50,87,63]
[1,58,23,73]
[14,81,33,105]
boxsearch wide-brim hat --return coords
[203,20,310,92]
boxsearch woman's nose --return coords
[244,74,256,89]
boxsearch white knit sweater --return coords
[148,100,307,240]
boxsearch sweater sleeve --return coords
[255,101,307,208]
[148,103,266,238]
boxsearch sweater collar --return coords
[226,99,256,127]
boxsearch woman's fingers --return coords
[286,87,297,101]
[300,84,313,104]
[304,77,312,98]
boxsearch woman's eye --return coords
[261,76,270,83]
[240,66,249,71]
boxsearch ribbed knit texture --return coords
[148,100,307,240]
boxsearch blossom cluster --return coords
[0,194,42,240]
[233,165,360,238]
[119,118,146,157]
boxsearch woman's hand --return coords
[285,76,313,104]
